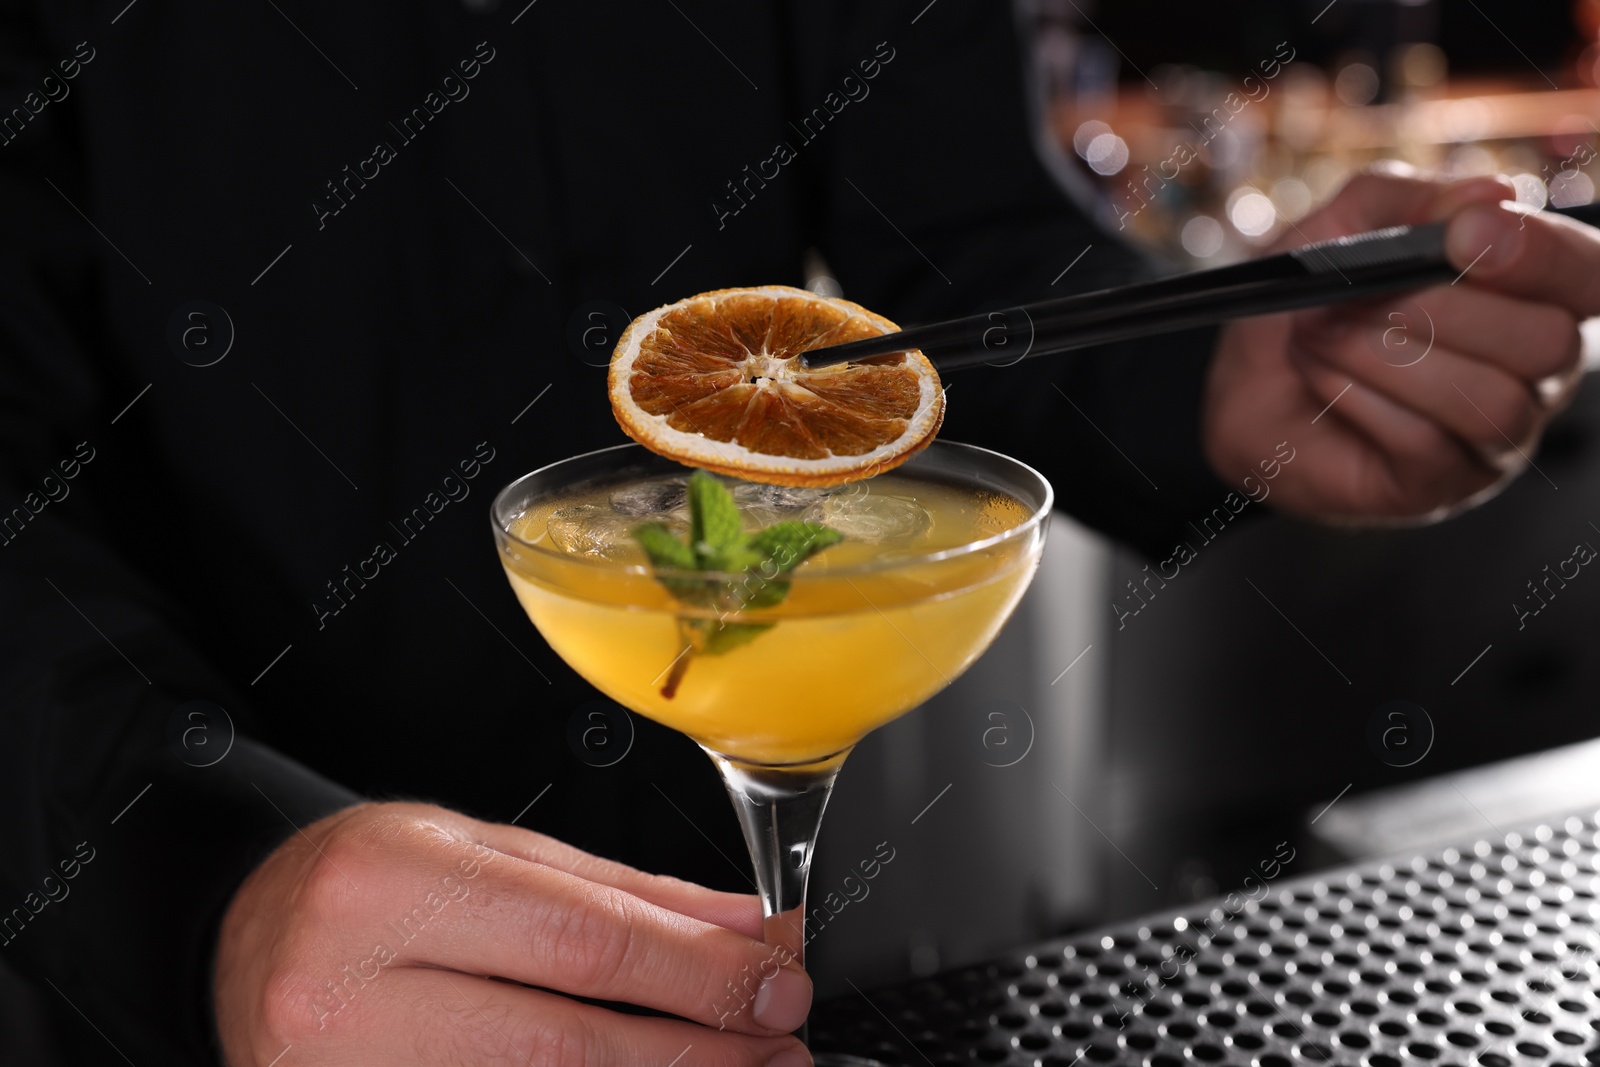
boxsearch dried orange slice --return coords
[608,285,943,487]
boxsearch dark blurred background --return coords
[1028,0,1599,264]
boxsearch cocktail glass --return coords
[492,440,1052,1063]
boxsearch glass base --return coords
[705,747,867,1057]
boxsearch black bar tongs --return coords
[800,202,1600,372]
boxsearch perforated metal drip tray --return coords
[811,810,1600,1067]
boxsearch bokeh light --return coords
[1084,133,1129,176]
[1549,171,1596,209]
[1180,215,1225,258]
[1396,44,1446,89]
[1334,62,1380,107]
[1510,173,1549,210]
[1227,190,1277,237]
[1270,178,1314,221]
[1073,120,1113,158]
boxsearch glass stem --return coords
[706,748,850,1040]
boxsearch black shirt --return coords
[0,1,1226,1060]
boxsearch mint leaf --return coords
[687,471,747,570]
[634,521,696,570]
[661,617,775,697]
[694,618,774,655]
[739,522,844,606]
[748,520,845,574]
[633,521,711,604]
[630,474,844,698]
[736,575,793,607]
[740,576,791,610]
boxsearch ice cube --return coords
[609,477,687,516]
[818,489,931,544]
[546,504,644,559]
[731,482,833,511]
[738,506,786,532]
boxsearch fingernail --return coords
[1447,205,1520,275]
[753,966,812,1033]
[765,1047,812,1067]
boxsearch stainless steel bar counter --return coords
[812,809,1600,1067]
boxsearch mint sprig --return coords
[632,470,843,697]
